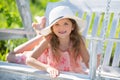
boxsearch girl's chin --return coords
[58,36,67,39]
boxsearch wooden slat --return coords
[103,13,119,66]
[82,13,91,37]
[0,29,35,40]
[112,34,120,67]
[89,40,97,80]
[91,13,100,37]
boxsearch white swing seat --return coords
[0,0,120,80]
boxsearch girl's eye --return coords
[54,23,59,26]
[64,22,68,25]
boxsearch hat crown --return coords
[40,6,86,36]
[49,6,74,25]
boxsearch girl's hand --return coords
[46,65,60,78]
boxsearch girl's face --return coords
[52,18,74,38]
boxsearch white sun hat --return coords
[40,6,86,36]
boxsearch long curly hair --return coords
[49,18,87,62]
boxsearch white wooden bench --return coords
[45,0,120,80]
[0,0,120,80]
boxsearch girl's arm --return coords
[7,16,46,63]
[26,37,49,70]
[14,16,46,53]
[14,35,44,53]
[26,36,59,78]
[6,35,44,63]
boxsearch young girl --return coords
[26,6,89,78]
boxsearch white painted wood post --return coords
[89,40,97,80]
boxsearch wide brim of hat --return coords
[40,16,86,36]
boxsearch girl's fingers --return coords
[46,66,59,78]
[49,69,59,78]
[35,16,46,29]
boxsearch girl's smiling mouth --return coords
[58,31,67,34]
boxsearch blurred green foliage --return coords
[0,0,59,61]
[0,0,22,28]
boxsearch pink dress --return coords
[15,48,87,74]
[37,48,86,74]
